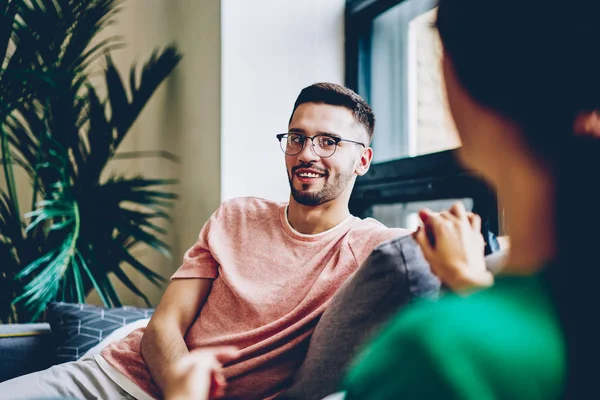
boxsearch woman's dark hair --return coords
[437,0,600,397]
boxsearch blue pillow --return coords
[46,302,154,364]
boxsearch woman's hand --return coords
[413,202,493,293]
[163,346,239,400]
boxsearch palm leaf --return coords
[0,239,19,323]
[0,189,22,323]
[0,1,17,72]
[78,83,112,183]
[60,0,122,73]
[110,265,151,307]
[0,124,21,232]
[2,0,182,321]
[13,156,81,319]
[108,45,182,149]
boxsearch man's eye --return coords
[322,138,336,146]
[289,135,303,144]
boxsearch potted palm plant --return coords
[0,0,182,322]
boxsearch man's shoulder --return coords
[345,218,410,264]
[349,217,410,243]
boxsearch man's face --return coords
[286,103,370,207]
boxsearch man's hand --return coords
[163,347,240,400]
[413,202,493,293]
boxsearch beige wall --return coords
[87,0,223,307]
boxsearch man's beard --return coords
[287,164,354,206]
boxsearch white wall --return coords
[221,0,346,202]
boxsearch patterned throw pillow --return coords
[47,302,154,364]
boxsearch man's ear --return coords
[355,146,373,176]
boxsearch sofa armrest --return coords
[0,323,54,382]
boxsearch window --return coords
[372,198,473,231]
[349,0,458,162]
[346,0,500,252]
[348,151,500,253]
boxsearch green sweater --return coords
[343,275,566,399]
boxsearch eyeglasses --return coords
[276,133,365,158]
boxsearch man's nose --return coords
[297,138,320,163]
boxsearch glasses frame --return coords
[276,133,366,158]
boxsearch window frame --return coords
[345,0,501,252]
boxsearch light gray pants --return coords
[0,356,135,400]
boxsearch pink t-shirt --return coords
[101,197,407,399]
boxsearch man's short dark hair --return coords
[289,82,375,143]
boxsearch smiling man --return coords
[0,83,408,400]
[280,87,381,236]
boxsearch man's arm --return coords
[140,278,213,391]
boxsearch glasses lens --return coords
[314,135,337,157]
[281,133,304,155]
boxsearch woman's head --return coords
[437,0,600,178]
[436,2,600,396]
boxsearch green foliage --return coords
[0,0,182,322]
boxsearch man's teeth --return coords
[298,172,322,178]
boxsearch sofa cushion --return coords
[47,302,154,364]
[278,234,440,400]
[279,236,509,400]
[0,323,53,383]
[82,317,151,358]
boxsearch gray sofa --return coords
[0,323,54,383]
[0,235,507,399]
[0,303,154,384]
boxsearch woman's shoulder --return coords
[345,275,565,399]
[396,275,564,361]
